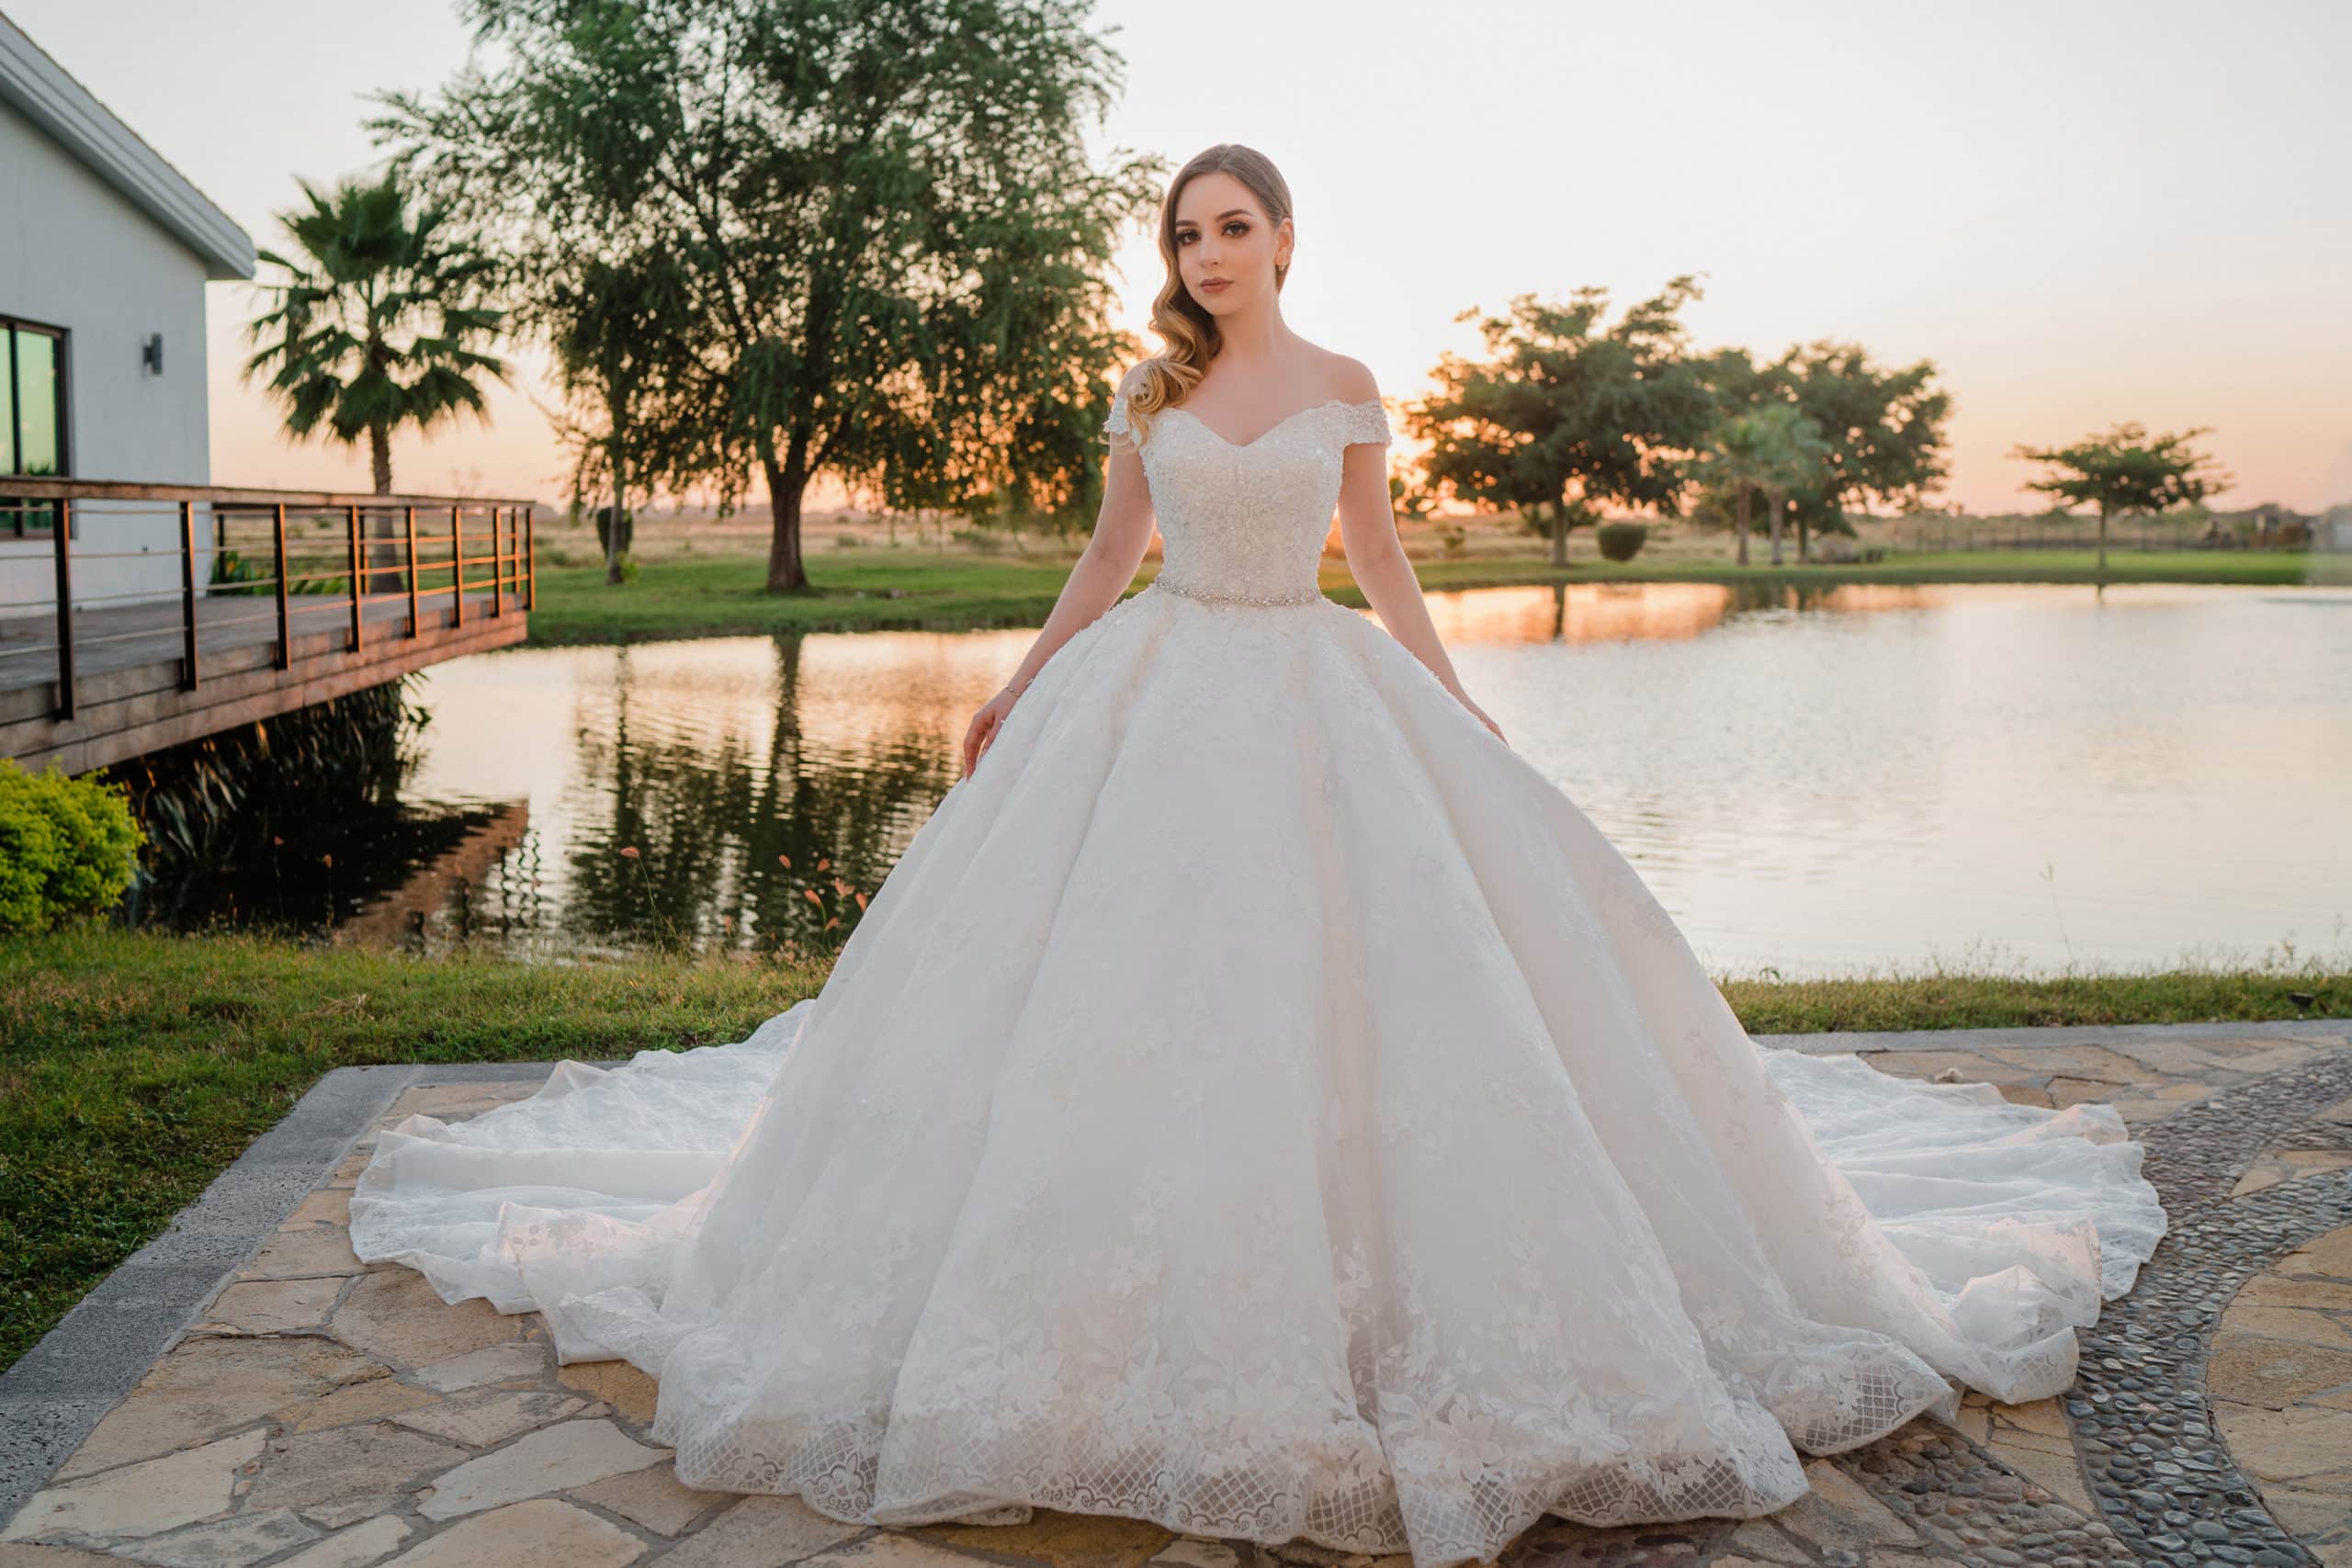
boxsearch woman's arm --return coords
[960,374,1159,776]
[1332,373,1507,744]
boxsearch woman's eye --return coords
[1225,222,1248,236]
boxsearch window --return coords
[3,315,70,536]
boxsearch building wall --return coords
[0,94,215,614]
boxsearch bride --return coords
[351,144,2165,1567]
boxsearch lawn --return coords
[4,928,2342,1372]
[526,546,2338,645]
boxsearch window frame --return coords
[1,311,74,538]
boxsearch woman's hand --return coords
[1449,685,1507,746]
[961,683,1023,778]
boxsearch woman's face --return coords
[1170,171,1290,317]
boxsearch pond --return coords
[151,581,2352,979]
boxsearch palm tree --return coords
[1696,403,1830,567]
[243,169,511,590]
[1693,413,1769,568]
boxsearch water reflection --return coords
[250,581,2347,977]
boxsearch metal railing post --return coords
[404,505,419,637]
[178,499,199,691]
[272,503,291,670]
[490,505,503,618]
[526,510,536,611]
[51,497,74,719]
[451,505,465,628]
[346,505,364,650]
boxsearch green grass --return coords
[526,551,1122,644]
[0,930,824,1372]
[1719,960,2345,1034]
[527,547,2338,645]
[5,929,2343,1371]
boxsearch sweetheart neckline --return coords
[1161,397,1382,452]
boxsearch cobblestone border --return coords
[2066,1051,2352,1566]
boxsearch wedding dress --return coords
[350,384,2165,1568]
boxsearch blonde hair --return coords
[1116,144,1295,448]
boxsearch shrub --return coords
[0,760,143,933]
[1597,522,1648,562]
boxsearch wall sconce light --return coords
[142,333,164,375]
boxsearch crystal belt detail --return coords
[1149,577,1325,607]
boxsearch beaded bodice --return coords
[1105,386,1392,605]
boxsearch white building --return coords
[0,10,254,613]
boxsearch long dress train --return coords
[352,384,2165,1568]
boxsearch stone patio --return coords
[4,1020,2348,1568]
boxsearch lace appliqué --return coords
[1100,388,1392,604]
[1101,385,1390,451]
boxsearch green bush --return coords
[1597,522,1649,561]
[594,505,634,558]
[0,760,143,933]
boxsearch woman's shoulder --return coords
[1302,345,1379,404]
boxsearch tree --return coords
[1768,341,1952,559]
[2010,423,2232,573]
[1412,277,1713,567]
[373,0,1157,594]
[544,253,698,587]
[1693,401,1830,568]
[242,169,510,590]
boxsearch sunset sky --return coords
[11,0,2347,514]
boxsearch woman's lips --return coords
[1199,277,1232,293]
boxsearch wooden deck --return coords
[0,479,535,774]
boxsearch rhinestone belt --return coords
[1149,577,1325,607]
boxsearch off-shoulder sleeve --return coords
[1338,399,1391,448]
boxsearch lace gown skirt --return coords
[351,581,2165,1568]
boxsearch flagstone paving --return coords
[3,1021,2347,1568]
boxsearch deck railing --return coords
[0,479,537,720]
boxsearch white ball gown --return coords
[350,382,2167,1568]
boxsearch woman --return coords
[352,144,2165,1568]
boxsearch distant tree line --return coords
[233,0,2240,592]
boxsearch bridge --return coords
[2,480,537,775]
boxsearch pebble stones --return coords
[2064,1051,2352,1566]
[1831,1424,2141,1564]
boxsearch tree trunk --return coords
[365,423,401,594]
[763,430,809,592]
[1796,505,1810,563]
[2097,504,2109,576]
[1547,502,1568,568]
[1735,488,1751,567]
[606,426,628,588]
[1768,488,1785,566]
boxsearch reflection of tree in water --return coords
[1439,580,1934,648]
[564,635,958,953]
[117,676,445,931]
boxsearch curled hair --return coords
[1115,144,1294,449]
